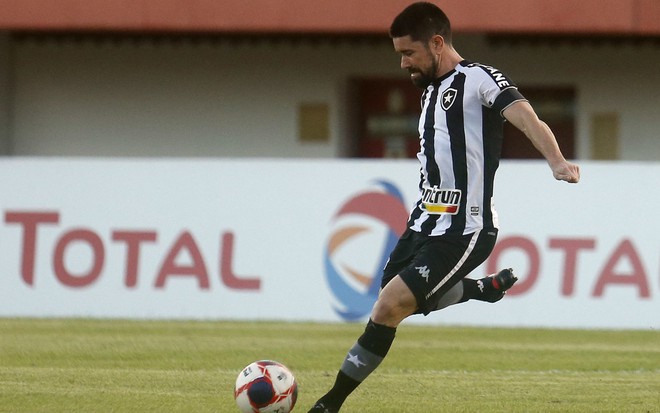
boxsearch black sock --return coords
[460,277,502,302]
[458,278,478,302]
[316,319,396,409]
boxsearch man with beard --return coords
[308,3,580,412]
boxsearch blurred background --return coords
[0,0,658,160]
[0,0,658,329]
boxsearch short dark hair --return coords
[389,2,452,44]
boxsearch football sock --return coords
[459,278,481,302]
[316,319,396,410]
[460,277,501,302]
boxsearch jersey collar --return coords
[431,60,470,88]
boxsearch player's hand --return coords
[551,161,580,183]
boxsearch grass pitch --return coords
[0,319,658,413]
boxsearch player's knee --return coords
[371,296,414,327]
[371,275,418,326]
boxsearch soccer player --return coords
[308,2,580,412]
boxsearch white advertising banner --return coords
[0,158,658,329]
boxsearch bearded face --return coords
[393,36,440,89]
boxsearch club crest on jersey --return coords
[421,186,461,215]
[441,88,458,111]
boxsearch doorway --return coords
[351,78,576,160]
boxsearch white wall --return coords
[0,33,11,155]
[7,34,660,160]
[11,38,395,158]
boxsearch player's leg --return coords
[308,276,416,413]
[307,230,511,412]
[462,268,518,302]
[434,279,464,310]
[426,229,517,311]
[433,268,518,310]
[308,231,420,413]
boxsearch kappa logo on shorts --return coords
[441,88,458,111]
[416,265,430,283]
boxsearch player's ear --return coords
[430,35,444,53]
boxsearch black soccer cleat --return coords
[308,402,337,413]
[481,268,517,303]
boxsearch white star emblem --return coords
[441,87,458,110]
[347,353,366,368]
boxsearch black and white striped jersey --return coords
[408,60,526,236]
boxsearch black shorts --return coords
[381,228,498,315]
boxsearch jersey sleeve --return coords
[492,88,526,117]
[473,63,527,117]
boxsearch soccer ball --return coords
[234,360,298,412]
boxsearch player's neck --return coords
[438,48,463,77]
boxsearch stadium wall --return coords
[5,34,660,161]
[0,158,657,330]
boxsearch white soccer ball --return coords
[234,360,298,413]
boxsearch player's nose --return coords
[400,56,410,70]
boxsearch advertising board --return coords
[1,159,657,329]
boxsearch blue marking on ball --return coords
[247,378,274,406]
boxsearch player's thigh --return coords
[371,275,417,327]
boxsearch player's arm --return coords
[503,100,580,183]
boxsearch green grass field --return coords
[0,319,658,413]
